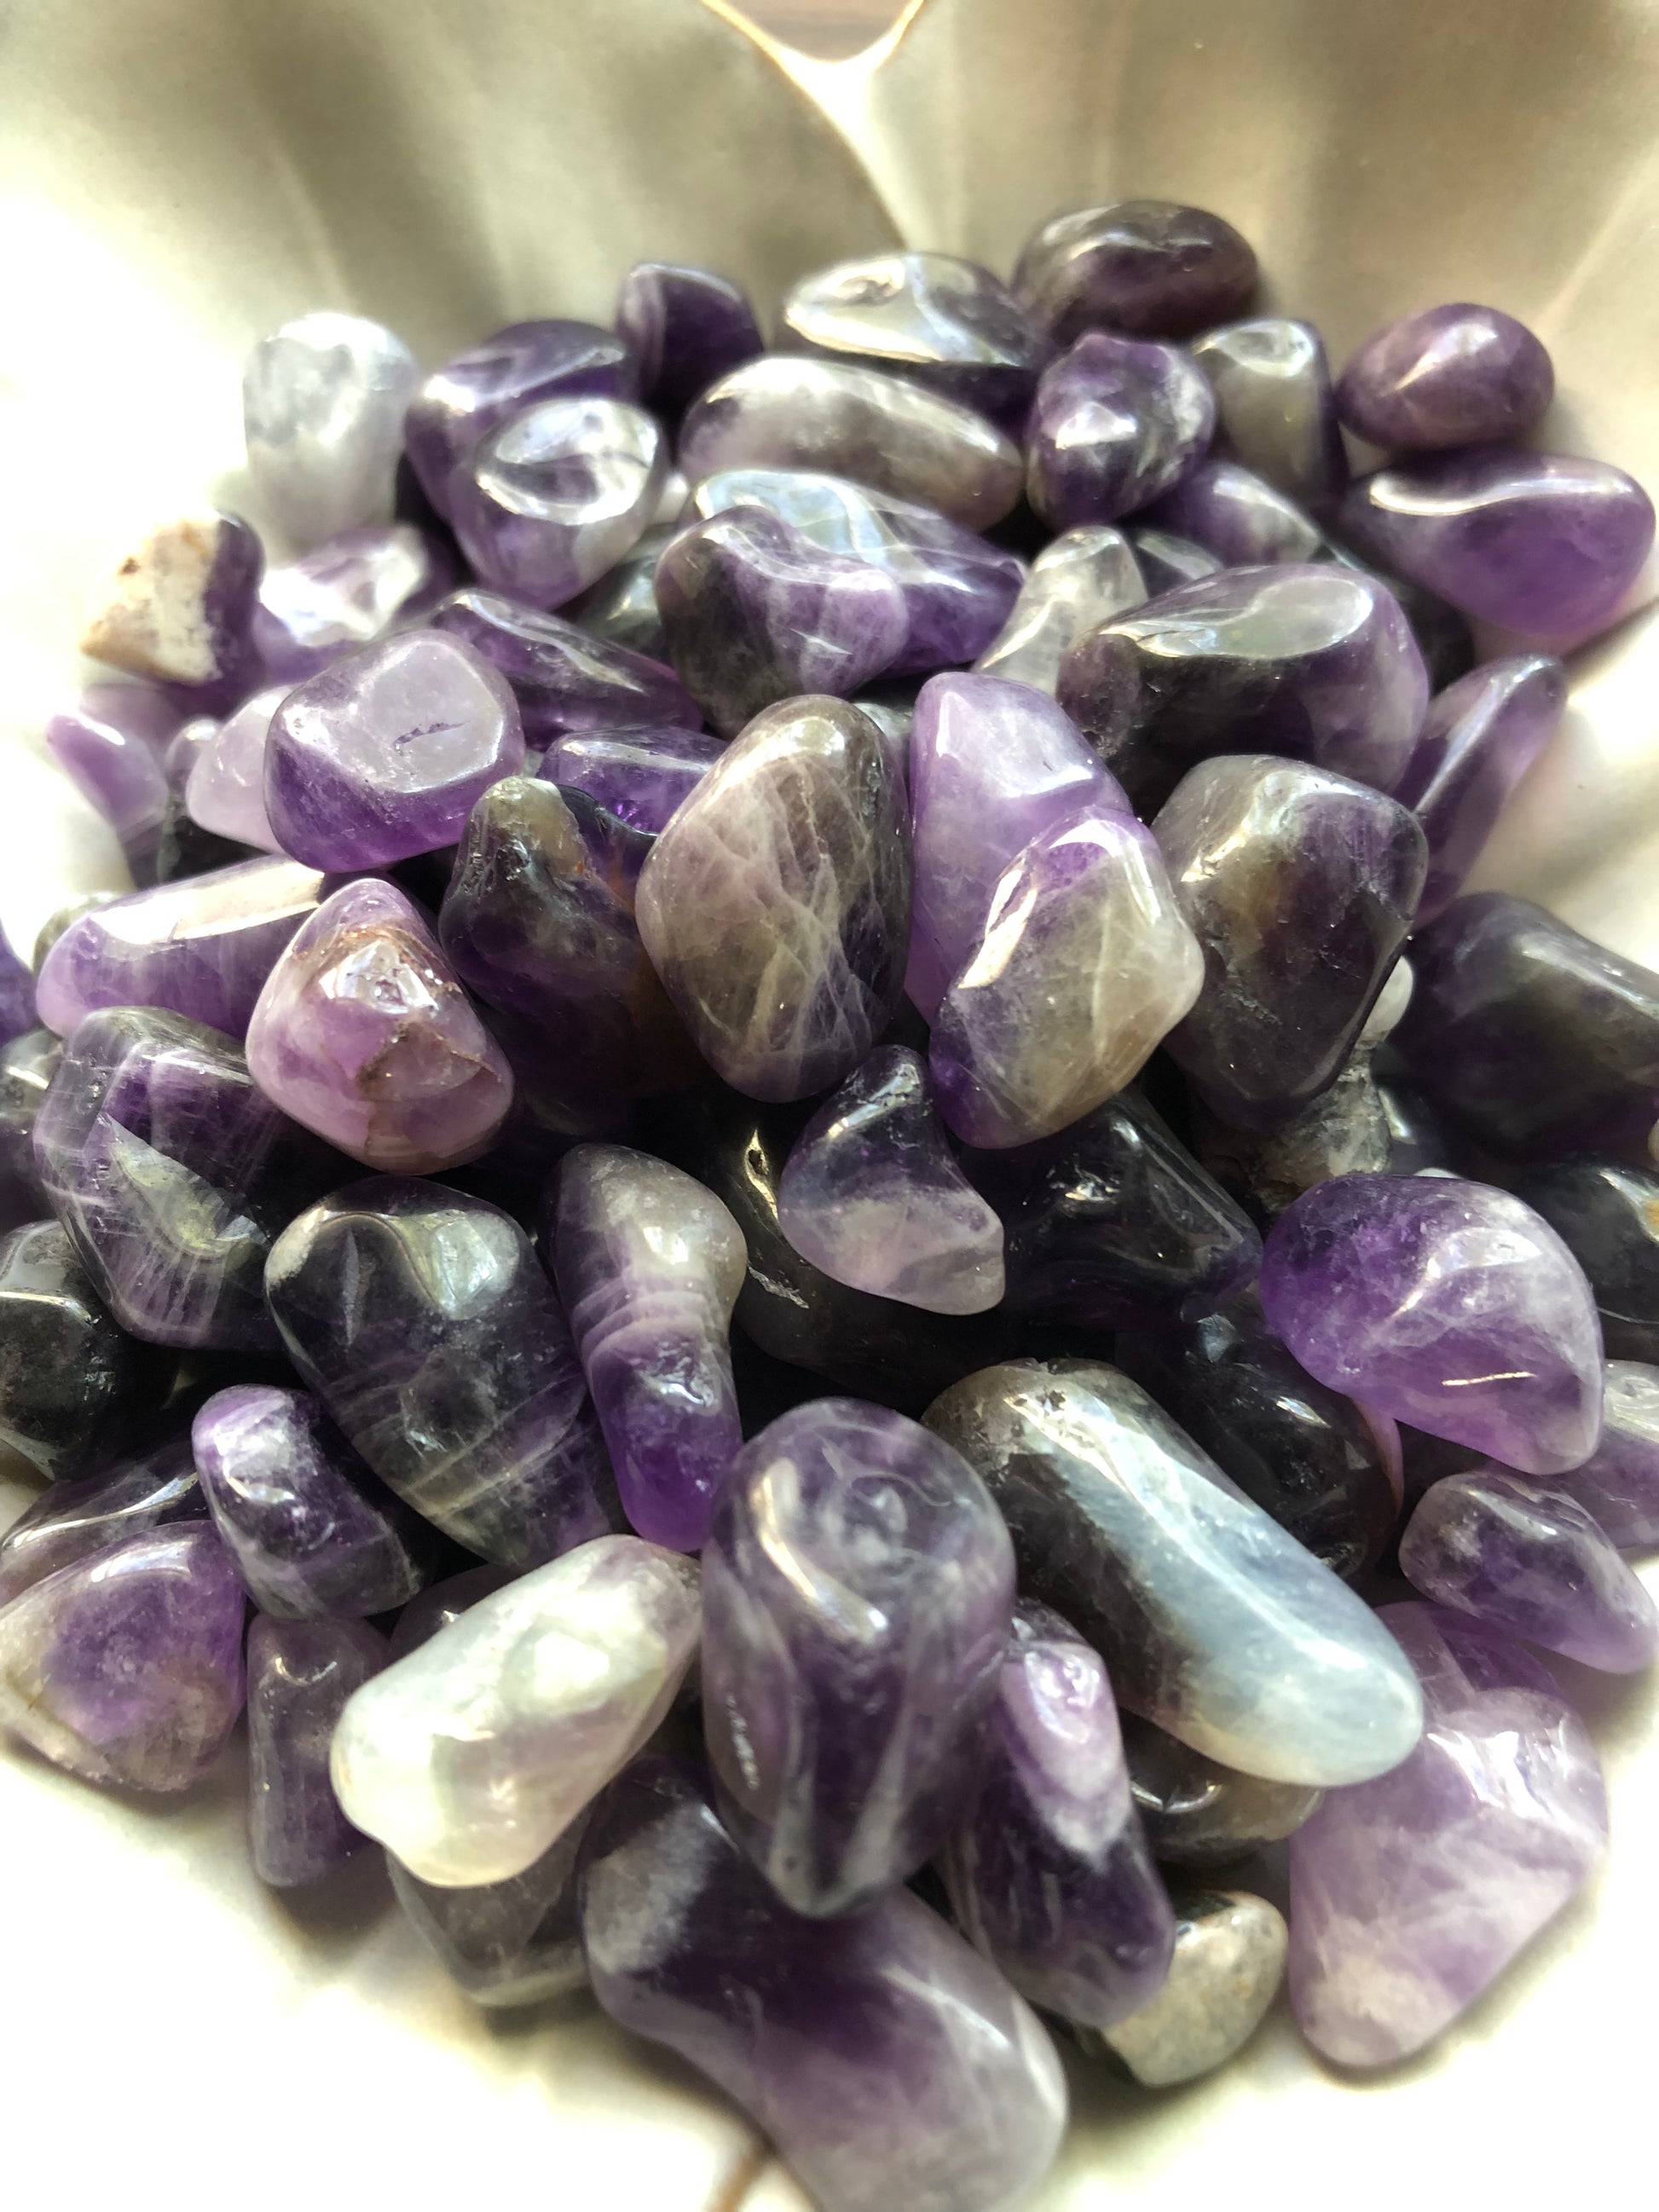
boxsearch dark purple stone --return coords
[0,1027,57,1233]
[1514,1161,1659,1362]
[251,523,457,684]
[1142,458,1327,566]
[1012,200,1257,343]
[1026,333,1214,528]
[46,704,171,885]
[616,261,763,417]
[0,1220,168,1480]
[1337,305,1554,451]
[247,1614,386,1885]
[0,927,37,1047]
[1121,1713,1323,1868]
[540,726,721,832]
[386,1562,518,1661]
[430,586,697,742]
[0,1427,204,1609]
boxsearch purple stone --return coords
[636,696,911,1102]
[391,1818,589,2006]
[780,251,1050,430]
[264,1177,616,1568]
[930,808,1202,1150]
[1287,1603,1608,2066]
[247,1614,387,1886]
[1337,305,1555,451]
[34,856,325,1042]
[1400,1466,1659,1672]
[1026,333,1215,528]
[1127,527,1223,592]
[974,526,1146,692]
[552,1143,745,1551]
[429,586,697,742]
[580,1757,1067,2212]
[387,1563,518,1661]
[0,1427,203,1609]
[32,1005,348,1349]
[252,523,456,684]
[79,511,263,703]
[1190,318,1347,511]
[777,1046,1005,1314]
[0,1026,56,1234]
[1057,563,1429,811]
[616,261,763,418]
[403,319,639,516]
[46,703,171,884]
[1393,658,1569,925]
[905,672,1130,1020]
[79,679,184,758]
[564,525,673,661]
[1153,757,1427,1127]
[940,1597,1176,2029]
[1259,1173,1604,1475]
[263,632,524,869]
[193,1384,439,1619]
[1394,892,1659,1158]
[164,713,217,792]
[1013,199,1256,342]
[1142,458,1327,565]
[449,397,667,609]
[702,1399,1014,1915]
[0,927,38,1047]
[0,1524,245,1792]
[0,1221,167,1480]
[540,726,721,833]
[655,506,908,737]
[183,685,289,852]
[1339,447,1656,639]
[246,877,514,1173]
[1564,1360,1659,1551]
[1515,1161,1659,1362]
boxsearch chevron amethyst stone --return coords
[1026,332,1215,528]
[247,1614,386,1887]
[615,261,762,418]
[431,587,697,742]
[539,726,722,833]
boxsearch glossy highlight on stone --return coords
[1191,317,1347,511]
[247,1614,386,1886]
[46,701,171,885]
[1515,1160,1659,1362]
[1026,332,1214,529]
[252,523,456,684]
[0,1427,204,1610]
[540,726,722,834]
[183,686,288,852]
[244,312,419,545]
[974,525,1146,692]
[1567,1360,1659,1551]
[0,1221,165,1481]
[0,1026,56,1233]
[1143,458,1327,567]
[616,261,762,418]
[431,586,697,742]
[1012,199,1257,344]
[1121,1715,1322,1869]
[1336,305,1554,452]
[390,1811,591,2007]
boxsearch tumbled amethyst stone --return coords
[1565,1360,1659,1551]
[1514,1160,1659,1362]
[0,1524,245,1792]
[265,1177,616,1568]
[80,511,263,703]
[702,1398,1014,1915]
[430,586,697,742]
[0,1427,201,1612]
[1259,1173,1604,1476]
[615,261,762,418]
[248,1614,386,1886]
[183,685,288,852]
[0,1026,56,1233]
[1288,1603,1608,2066]
[0,1222,167,1481]
[1127,527,1223,592]
[1123,1714,1323,1869]
[264,630,524,869]
[1012,200,1257,343]
[403,319,639,515]
[1190,318,1347,511]
[80,679,184,757]
[1142,458,1327,566]
[540,726,721,833]
[1026,333,1214,529]
[46,702,171,885]
[251,523,456,684]
[941,1597,1176,2030]
[390,1809,591,2006]
[1394,656,1567,925]
[580,1757,1067,2212]
[564,524,673,661]
[1339,447,1655,638]
[387,1562,518,1661]
[1336,304,1554,451]
[0,927,37,1048]
[974,525,1146,692]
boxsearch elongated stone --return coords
[1153,757,1427,1127]
[1127,526,1222,593]
[941,1597,1175,2028]
[390,1809,590,2006]
[0,1027,58,1234]
[252,523,455,683]
[1026,333,1214,528]
[244,312,419,544]
[0,928,37,1048]
[616,261,762,417]
[430,586,696,742]
[388,1563,518,1661]
[46,702,171,884]
[1143,458,1327,566]
[1339,448,1655,638]
[0,1222,166,1480]
[34,857,325,1042]
[80,511,262,701]
[1336,305,1554,451]
[930,809,1202,1149]
[1012,200,1257,343]
[247,878,513,1172]
[974,525,1145,691]
[1514,1161,1659,1362]
[552,1144,746,1551]
[0,1425,202,1609]
[1566,1360,1659,1550]
[1121,1715,1322,1868]
[1288,1603,1608,2066]
[581,1755,1067,2212]
[1395,892,1659,1158]
[702,1399,1014,1915]
[1191,317,1346,511]
[905,672,1128,1020]
[564,524,673,661]
[404,319,639,515]
[925,1360,1425,1785]
[636,696,910,1100]
[1400,1466,1658,1671]
[678,356,1024,530]
[183,686,288,852]
[332,1533,697,1884]
[248,1615,385,1886]
[967,1088,1260,1332]
[1058,563,1429,811]
[450,397,667,609]
[540,726,721,833]
[1260,1173,1604,1475]
[0,1524,244,1790]
[1074,1886,1287,2086]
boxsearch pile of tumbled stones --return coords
[3,195,1658,2211]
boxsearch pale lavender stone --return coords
[78,680,184,757]
[46,703,171,883]
[449,396,667,609]
[1336,305,1555,451]
[33,858,323,1042]
[1338,448,1656,638]
[1126,527,1223,593]
[430,586,697,742]
[1026,333,1215,529]
[0,1428,203,1610]
[940,1597,1176,2029]
[1393,656,1568,924]
[540,726,722,832]
[1142,458,1327,565]
[244,312,420,544]
[974,526,1146,693]
[1400,1466,1659,1672]
[80,511,263,703]
[252,523,456,683]
[1259,1173,1604,1476]
[777,1046,1005,1314]
[1190,318,1347,511]
[263,631,524,869]
[163,715,219,791]
[552,1143,746,1551]
[1565,1361,1659,1551]
[387,1564,518,1661]
[616,262,763,417]
[247,878,513,1173]
[1012,200,1257,344]
[0,927,38,1046]
[247,1614,387,1886]
[1288,1603,1608,2066]
[390,1809,590,2005]
[0,1524,246,1792]
[183,685,289,852]
[581,1757,1067,2212]
[702,1399,1015,1915]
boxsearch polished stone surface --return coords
[974,525,1146,691]
[0,929,37,1048]
[431,586,697,742]
[389,1811,590,2006]
[0,1026,57,1235]
[1191,317,1346,511]
[1121,1713,1322,1869]
[0,1427,203,1609]
[564,524,673,662]
[1567,1360,1659,1551]
[540,726,722,834]
[1026,332,1215,528]
[1336,304,1554,450]
[243,311,419,545]
[1127,526,1222,594]
[1142,458,1327,566]
[247,1614,385,1886]
[183,685,288,853]
[80,511,262,700]
[616,261,761,417]
[386,1563,518,1662]
[0,1220,165,1481]
[252,523,456,684]
[1075,1886,1288,2087]
[1011,199,1257,343]
[1193,1052,1396,1224]
[46,701,171,885]
[1514,1160,1659,1363]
